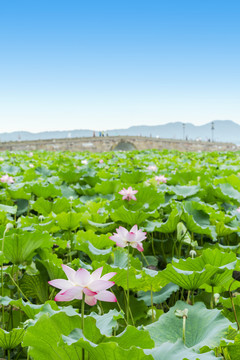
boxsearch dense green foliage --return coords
[1,149,240,359]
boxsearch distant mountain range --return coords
[0,120,239,144]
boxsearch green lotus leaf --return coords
[36,253,65,280]
[0,164,20,175]
[121,170,147,184]
[16,198,29,216]
[79,200,109,223]
[161,264,217,290]
[20,273,49,303]
[56,211,82,230]
[59,169,82,184]
[23,310,153,360]
[22,167,38,181]
[0,211,7,227]
[0,327,25,350]
[92,260,168,292]
[163,248,236,290]
[22,311,84,360]
[215,220,239,237]
[220,333,240,360]
[185,248,236,270]
[111,205,154,226]
[31,182,61,198]
[52,197,71,214]
[60,184,78,199]
[75,241,112,262]
[74,183,95,196]
[177,222,195,246]
[214,174,240,190]
[86,219,116,233]
[61,327,154,360]
[0,204,17,214]
[138,283,179,306]
[2,229,52,264]
[145,301,232,351]
[35,166,52,177]
[0,295,13,306]
[7,184,31,200]
[32,197,52,216]
[143,206,181,233]
[181,201,217,240]
[76,229,114,248]
[32,197,70,216]
[95,179,121,195]
[89,309,124,336]
[213,183,240,204]
[130,185,165,211]
[112,247,142,270]
[35,218,60,233]
[145,339,220,360]
[169,185,201,199]
[9,298,59,319]
[81,169,99,187]
[199,248,236,290]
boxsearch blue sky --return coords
[0,0,240,132]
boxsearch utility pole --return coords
[182,123,185,140]
[211,121,214,142]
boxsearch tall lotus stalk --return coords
[81,294,85,360]
[49,266,117,359]
[1,223,13,329]
[229,271,240,330]
[175,308,188,345]
[126,244,130,324]
[110,225,147,324]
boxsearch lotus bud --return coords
[175,308,188,319]
[147,308,156,319]
[66,241,71,249]
[189,250,197,258]
[5,223,13,232]
[214,293,220,305]
[38,215,45,222]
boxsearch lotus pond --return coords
[1,149,240,359]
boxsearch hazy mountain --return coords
[0,120,239,144]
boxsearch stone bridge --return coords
[0,136,237,153]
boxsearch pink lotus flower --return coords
[147,165,157,171]
[110,225,147,252]
[48,265,117,306]
[99,159,104,164]
[0,174,14,184]
[0,157,4,162]
[236,207,240,213]
[155,175,167,184]
[119,186,138,201]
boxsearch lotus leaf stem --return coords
[81,293,85,360]
[126,244,130,324]
[229,280,240,330]
[183,315,187,345]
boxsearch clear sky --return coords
[0,0,240,132]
